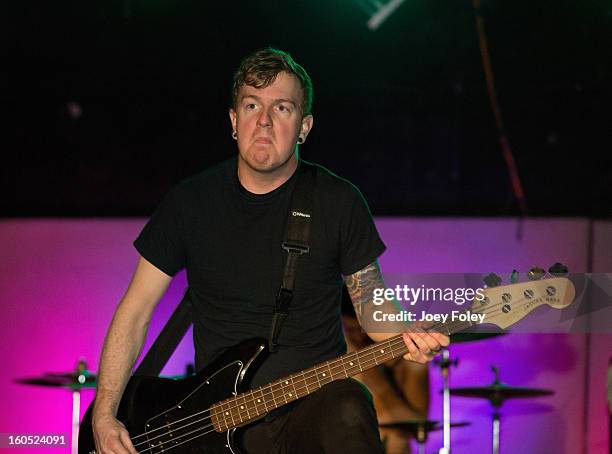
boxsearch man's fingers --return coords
[434,331,451,348]
[420,332,446,353]
[119,430,138,454]
[410,332,433,355]
[401,331,450,363]
[402,332,428,363]
[93,417,135,454]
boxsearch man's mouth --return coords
[254,137,273,144]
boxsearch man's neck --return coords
[237,155,299,195]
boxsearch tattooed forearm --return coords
[344,261,383,323]
[344,261,416,339]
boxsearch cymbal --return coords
[15,370,97,390]
[449,383,553,407]
[379,420,470,443]
[379,420,470,433]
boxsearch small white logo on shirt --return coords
[292,211,311,218]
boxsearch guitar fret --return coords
[238,394,250,420]
[213,403,228,432]
[281,381,288,404]
[286,376,298,399]
[345,356,359,376]
[301,370,309,394]
[270,381,280,407]
[326,361,333,381]
[340,357,348,378]
[245,391,258,419]
[224,400,236,428]
[306,369,319,391]
[221,404,229,431]
[233,396,240,423]
[255,387,267,414]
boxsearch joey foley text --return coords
[371,285,487,324]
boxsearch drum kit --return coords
[380,332,555,454]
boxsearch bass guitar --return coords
[79,276,575,453]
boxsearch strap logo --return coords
[291,211,311,218]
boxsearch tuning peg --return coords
[548,262,569,277]
[510,270,519,284]
[483,273,502,287]
[527,266,545,280]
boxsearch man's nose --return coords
[256,108,272,127]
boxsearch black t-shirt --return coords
[134,157,386,386]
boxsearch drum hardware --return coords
[434,332,505,454]
[449,366,554,454]
[380,420,470,454]
[15,359,96,454]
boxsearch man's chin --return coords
[241,150,296,174]
[244,158,276,173]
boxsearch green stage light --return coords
[355,0,408,31]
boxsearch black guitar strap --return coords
[268,162,316,352]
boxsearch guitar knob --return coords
[548,262,569,277]
[527,266,545,280]
[483,273,502,287]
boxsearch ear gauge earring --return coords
[232,131,237,140]
[297,136,304,144]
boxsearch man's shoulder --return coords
[175,157,235,193]
[303,160,364,203]
[303,160,360,191]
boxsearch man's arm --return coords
[344,260,449,363]
[93,256,172,454]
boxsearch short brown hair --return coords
[232,48,313,116]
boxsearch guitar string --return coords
[128,291,536,450]
[130,297,516,453]
[128,335,411,449]
[132,289,536,454]
[128,284,556,451]
[130,290,542,454]
[132,276,561,444]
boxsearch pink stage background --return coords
[0,218,610,453]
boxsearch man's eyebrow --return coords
[240,94,297,106]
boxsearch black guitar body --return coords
[79,338,268,454]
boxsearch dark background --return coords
[3,0,611,217]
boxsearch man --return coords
[92,47,449,454]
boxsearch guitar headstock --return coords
[471,264,576,330]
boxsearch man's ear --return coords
[229,108,237,132]
[300,114,314,139]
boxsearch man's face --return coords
[229,71,313,174]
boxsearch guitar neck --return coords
[211,315,469,431]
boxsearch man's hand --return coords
[344,260,451,359]
[401,328,449,364]
[93,413,138,454]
